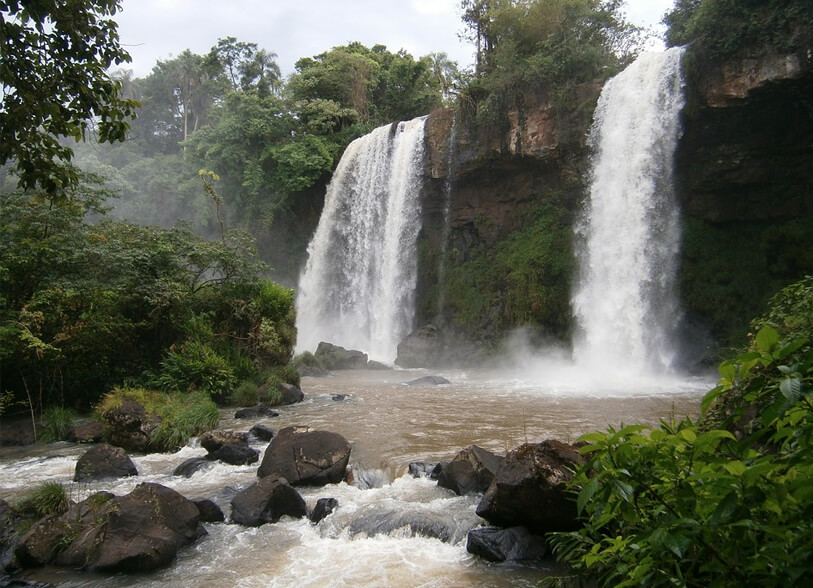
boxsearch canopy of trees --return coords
[0,0,137,194]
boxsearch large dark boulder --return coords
[16,484,204,572]
[314,342,368,370]
[101,399,161,452]
[437,445,503,496]
[230,476,307,527]
[476,440,583,534]
[0,417,35,446]
[257,426,351,486]
[466,526,548,562]
[74,443,138,482]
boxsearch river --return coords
[1,366,711,587]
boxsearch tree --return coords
[0,0,138,195]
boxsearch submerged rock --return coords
[173,457,213,478]
[248,424,275,442]
[403,376,450,386]
[309,497,339,524]
[466,526,548,562]
[234,404,279,419]
[257,426,351,486]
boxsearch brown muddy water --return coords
[0,366,712,587]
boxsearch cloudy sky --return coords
[114,0,676,78]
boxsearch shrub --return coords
[96,387,220,452]
[153,341,236,402]
[231,380,259,406]
[18,481,71,518]
[544,324,813,587]
[38,406,77,443]
[148,392,220,452]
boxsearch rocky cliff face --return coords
[416,45,813,357]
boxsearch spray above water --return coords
[572,47,687,376]
[296,117,427,362]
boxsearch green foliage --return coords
[680,218,813,349]
[148,391,220,452]
[1,185,295,410]
[750,275,813,344]
[153,341,237,401]
[38,406,77,444]
[441,200,574,341]
[96,387,219,452]
[18,481,70,518]
[545,319,813,587]
[231,380,259,406]
[459,0,641,126]
[664,0,813,60]
[0,0,138,195]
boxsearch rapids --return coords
[1,368,710,587]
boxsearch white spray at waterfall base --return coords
[296,117,427,362]
[573,47,687,377]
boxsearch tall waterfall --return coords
[573,47,687,375]
[296,116,427,362]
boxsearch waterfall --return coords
[572,47,687,375]
[296,116,427,362]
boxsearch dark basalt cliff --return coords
[417,45,813,357]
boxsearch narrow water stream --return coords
[1,367,711,587]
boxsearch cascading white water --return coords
[573,47,687,375]
[296,116,427,362]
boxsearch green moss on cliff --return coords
[680,217,813,350]
[441,199,575,343]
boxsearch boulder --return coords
[466,526,548,562]
[395,324,443,368]
[403,376,450,386]
[67,421,104,443]
[16,483,204,572]
[346,467,387,489]
[437,445,503,495]
[234,404,279,419]
[0,417,35,446]
[366,360,391,370]
[257,426,351,486]
[248,424,275,442]
[101,399,161,452]
[348,509,461,543]
[309,497,338,524]
[476,440,583,534]
[199,430,259,466]
[74,443,138,482]
[276,383,304,405]
[173,457,213,478]
[230,476,307,527]
[192,498,225,523]
[314,342,368,370]
[199,430,248,452]
[331,394,348,401]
